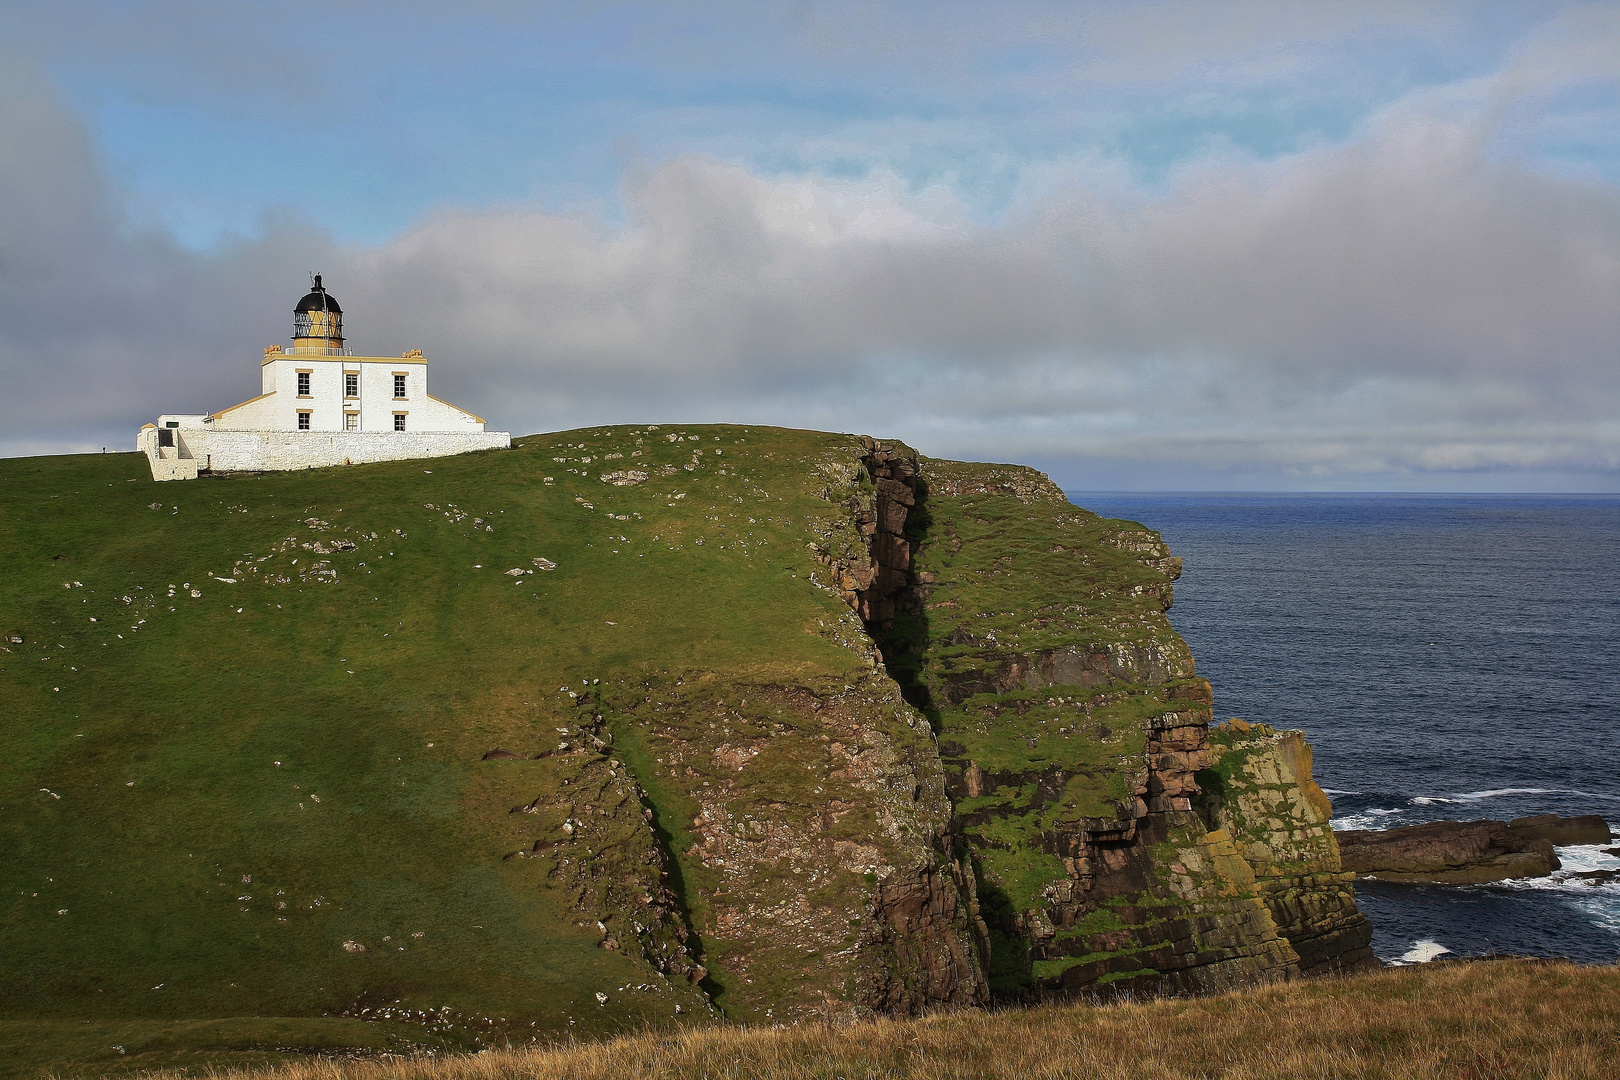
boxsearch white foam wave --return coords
[1331,810,1404,831]
[1454,787,1560,800]
[1491,845,1620,899]
[1452,787,1620,803]
[1496,876,1620,900]
[1393,939,1452,965]
[1320,788,1360,796]
[1555,844,1620,875]
[1411,796,1461,805]
[1572,897,1620,950]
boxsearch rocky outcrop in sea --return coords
[1338,815,1614,885]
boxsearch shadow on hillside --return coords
[631,766,729,1012]
[870,474,940,732]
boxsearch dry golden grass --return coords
[132,960,1618,1080]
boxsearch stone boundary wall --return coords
[138,427,510,479]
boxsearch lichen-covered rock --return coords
[600,674,986,1021]
[870,458,1339,999]
[1197,721,1377,975]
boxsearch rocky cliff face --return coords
[560,438,991,1023]
[810,436,923,632]
[594,674,986,1022]
[469,435,1373,1021]
[845,451,1373,999]
[1197,721,1377,975]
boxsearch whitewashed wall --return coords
[216,357,478,434]
[138,425,510,478]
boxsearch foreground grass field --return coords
[106,960,1619,1080]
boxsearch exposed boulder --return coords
[1508,814,1613,847]
[1337,820,1560,884]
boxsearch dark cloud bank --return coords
[1,75,1616,489]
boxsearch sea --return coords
[1070,493,1620,967]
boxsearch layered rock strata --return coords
[860,455,1372,998]
[1197,721,1377,975]
[810,436,921,631]
[506,436,1373,1019]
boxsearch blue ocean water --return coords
[1070,493,1620,966]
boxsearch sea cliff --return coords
[0,427,1372,1074]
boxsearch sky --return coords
[1,1,1617,490]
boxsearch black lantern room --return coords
[292,274,346,354]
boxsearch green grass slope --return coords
[1,426,918,1075]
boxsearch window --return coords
[344,372,358,397]
[297,411,311,430]
[297,371,311,396]
[393,413,406,432]
[393,373,406,399]
[344,412,359,431]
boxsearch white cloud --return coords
[1,50,1617,489]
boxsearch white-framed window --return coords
[344,412,359,431]
[344,372,358,397]
[393,373,407,399]
[297,411,311,430]
[297,371,311,396]
[393,412,406,432]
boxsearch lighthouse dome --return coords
[291,274,346,354]
[295,274,342,314]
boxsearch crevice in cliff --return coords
[808,437,991,1010]
[809,440,1368,1005]
[838,455,1317,1002]
[809,437,940,725]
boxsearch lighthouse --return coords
[138,276,510,480]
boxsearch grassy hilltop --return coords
[3,426,888,1073]
[2,426,1360,1077]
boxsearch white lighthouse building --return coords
[139,276,509,480]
